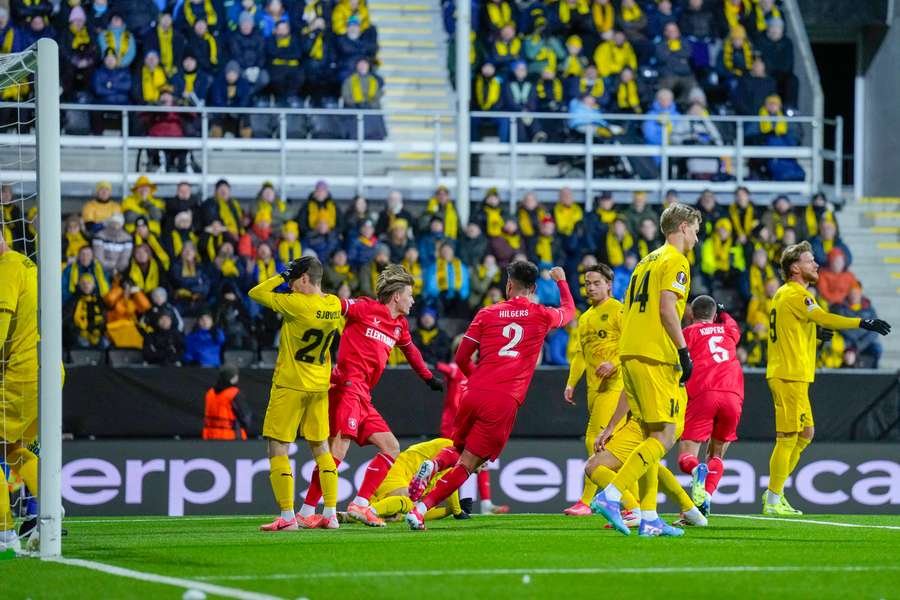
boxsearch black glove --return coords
[677,347,693,384]
[715,303,726,322]
[426,375,444,392]
[280,259,300,282]
[816,327,834,343]
[861,318,892,336]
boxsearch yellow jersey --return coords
[567,297,624,393]
[619,243,690,363]
[248,275,343,391]
[766,280,860,382]
[0,250,38,382]
[389,438,453,484]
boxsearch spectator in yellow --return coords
[484,0,514,34]
[700,217,746,290]
[277,220,303,263]
[200,179,244,237]
[757,94,794,142]
[63,215,90,263]
[297,179,339,234]
[332,0,370,35]
[744,276,779,366]
[561,35,587,79]
[254,181,290,235]
[401,246,424,297]
[82,181,122,234]
[474,188,507,238]
[133,216,171,270]
[605,217,633,267]
[122,175,165,235]
[128,243,165,294]
[135,50,169,105]
[741,245,776,301]
[593,28,636,78]
[324,248,358,294]
[63,246,111,304]
[592,0,615,36]
[553,187,583,237]
[517,191,548,244]
[423,185,459,240]
[729,185,758,244]
[66,273,108,349]
[167,210,199,262]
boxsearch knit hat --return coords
[96,180,112,192]
[566,35,582,49]
[225,60,242,75]
[68,5,86,22]
[238,10,255,24]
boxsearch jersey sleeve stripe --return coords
[463,334,480,344]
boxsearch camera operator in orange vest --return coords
[202,365,253,440]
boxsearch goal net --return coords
[0,39,62,558]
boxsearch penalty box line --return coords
[721,515,900,531]
[197,565,900,582]
[47,557,287,600]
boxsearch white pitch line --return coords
[196,565,900,582]
[722,515,900,531]
[48,557,287,600]
[72,516,267,524]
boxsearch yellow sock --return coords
[611,437,666,493]
[8,447,38,497]
[621,489,639,511]
[628,482,640,505]
[425,506,451,520]
[658,465,692,512]
[580,476,598,505]
[371,495,413,518]
[314,452,338,510]
[788,436,811,473]
[268,455,294,512]
[768,436,796,495]
[0,467,12,531]
[447,490,463,516]
[639,462,659,512]
[588,463,616,488]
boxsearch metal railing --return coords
[0,102,840,205]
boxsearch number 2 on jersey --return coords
[498,322,524,357]
[295,328,338,364]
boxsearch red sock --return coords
[706,456,724,494]
[678,452,700,475]
[433,446,461,471]
[477,469,491,501]
[356,452,395,502]
[420,464,471,510]
[303,458,341,507]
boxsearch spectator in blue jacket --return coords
[209,61,253,138]
[834,285,883,368]
[97,13,136,67]
[227,12,269,95]
[417,216,447,269]
[335,15,377,82]
[642,88,684,164]
[184,310,225,367]
[535,263,561,307]
[567,94,611,138]
[171,52,212,106]
[612,250,638,301]
[424,241,470,316]
[810,219,852,267]
[303,219,341,263]
[20,13,54,46]
[91,49,132,133]
[347,220,379,269]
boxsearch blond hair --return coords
[376,264,414,303]
[780,240,812,279]
[659,202,702,235]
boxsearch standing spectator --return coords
[718,25,753,97]
[297,180,339,234]
[215,281,255,350]
[184,310,225,366]
[98,12,136,68]
[594,28,637,79]
[762,193,801,240]
[253,182,290,235]
[817,248,858,306]
[335,15,376,82]
[357,243,391,297]
[276,220,302,263]
[92,213,133,275]
[122,175,165,235]
[64,274,108,349]
[756,18,797,109]
[208,60,253,138]
[623,190,656,237]
[457,222,487,267]
[647,0,678,40]
[679,0,715,71]
[332,0,371,35]
[411,308,452,366]
[142,312,185,365]
[729,186,758,243]
[177,0,222,35]
[835,285,883,368]
[165,181,199,231]
[517,192,547,247]
[529,216,563,266]
[618,0,648,58]
[143,12,186,78]
[185,18,219,73]
[88,0,112,33]
[700,217,745,292]
[610,66,642,115]
[582,191,618,254]
[523,18,562,78]
[227,11,268,95]
[734,55,776,116]
[201,365,254,439]
[468,253,501,309]
[341,57,386,140]
[347,220,379,270]
[166,209,199,261]
[91,49,132,133]
[635,217,662,258]
[696,188,723,241]
[553,187,583,271]
[740,245,777,301]
[809,219,852,268]
[171,51,212,106]
[133,50,169,107]
[473,188,508,238]
[375,190,414,237]
[303,218,341,262]
[490,22,523,73]
[63,246,111,304]
[604,217,633,267]
[12,0,52,25]
[471,61,504,141]
[425,241,470,316]
[258,0,287,37]
[421,185,459,240]
[418,216,447,268]
[113,0,158,37]
[60,6,99,100]
[384,220,412,263]
[500,60,542,142]
[324,248,357,295]
[82,181,123,234]
[169,241,210,315]
[655,22,696,105]
[488,219,523,268]
[201,178,243,236]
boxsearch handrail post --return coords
[660,117,669,199]
[356,112,364,196]
[433,115,441,189]
[509,116,517,213]
[811,119,822,196]
[121,110,129,196]
[200,110,209,197]
[835,115,844,203]
[736,123,744,188]
[279,111,287,201]
[584,125,593,208]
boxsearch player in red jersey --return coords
[297,265,443,528]
[405,261,576,530]
[437,358,509,515]
[677,295,744,515]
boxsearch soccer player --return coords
[298,265,443,527]
[591,203,701,537]
[677,296,744,515]
[763,241,890,515]
[562,263,623,516]
[249,257,344,532]
[0,229,39,552]
[405,261,576,530]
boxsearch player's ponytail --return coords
[376,264,415,303]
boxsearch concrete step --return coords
[379,26,435,38]
[384,75,447,86]
[367,1,431,10]
[380,39,438,49]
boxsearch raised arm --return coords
[247,274,287,311]
[548,266,576,327]
[807,304,891,336]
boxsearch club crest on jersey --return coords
[347,417,358,431]
[676,272,688,284]
[804,296,816,311]
[372,318,381,326]
[394,327,401,337]
[601,313,609,321]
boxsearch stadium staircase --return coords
[370,0,456,177]
[839,197,900,368]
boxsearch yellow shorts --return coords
[262,384,329,443]
[0,379,37,444]
[622,358,684,426]
[374,453,419,500]
[768,378,813,433]
[585,388,622,454]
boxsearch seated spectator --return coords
[734,55,776,116]
[209,241,245,296]
[82,181,122,234]
[144,96,190,174]
[810,219,851,267]
[341,57,386,140]
[624,190,656,237]
[817,248,858,306]
[722,0,754,33]
[835,285,883,368]
[347,219,378,269]
[642,88,683,164]
[729,186,759,243]
[332,0,370,36]
[489,219,523,268]
[60,6,99,100]
[254,182,290,235]
[500,60,543,143]
[756,17,797,109]
[421,185,459,240]
[184,310,225,367]
[324,248,358,294]
[166,209,199,261]
[201,178,243,236]
[104,278,148,349]
[276,220,302,262]
[384,219,411,263]
[411,308,452,366]
[375,190,414,238]
[523,18,562,78]
[754,94,796,145]
[186,19,219,73]
[127,243,166,294]
[471,61,504,141]
[177,0,222,36]
[171,51,212,107]
[215,281,255,350]
[535,68,565,139]
[474,188,508,238]
[141,286,185,333]
[297,180,339,235]
[92,213,133,275]
[762,194,801,240]
[122,175,165,235]
[740,245,776,301]
[418,216,446,268]
[529,216,563,265]
[228,11,268,95]
[142,312,185,365]
[635,217,662,258]
[143,12,185,78]
[611,250,638,301]
[64,273,108,349]
[676,101,727,177]
[469,253,501,309]
[483,0,515,36]
[358,244,391,297]
[618,0,648,55]
[299,12,335,105]
[700,217,746,292]
[245,240,282,288]
[98,12,136,68]
[605,217,633,267]
[91,49,132,133]
[609,65,643,114]
[63,246,110,304]
[259,0,287,38]
[655,22,696,105]
[63,215,90,263]
[425,241,470,316]
[19,14,53,47]
[647,0,678,40]
[11,0,51,25]
[490,23,523,74]
[170,241,210,315]
[594,28,636,79]
[401,246,424,298]
[304,218,341,262]
[335,15,376,83]
[567,94,613,139]
[209,61,252,138]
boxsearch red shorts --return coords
[682,390,743,443]
[329,381,391,446]
[451,390,519,461]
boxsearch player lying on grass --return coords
[562,263,624,516]
[405,261,576,530]
[763,241,890,516]
[0,229,40,552]
[249,257,344,531]
[298,265,443,528]
[677,296,744,516]
[585,391,707,529]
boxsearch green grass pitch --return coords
[11,514,900,599]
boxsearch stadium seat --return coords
[223,350,257,369]
[259,349,278,368]
[107,349,145,368]
[67,349,106,367]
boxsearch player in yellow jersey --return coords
[561,263,624,516]
[248,256,345,532]
[368,438,467,521]
[592,203,701,537]
[763,241,890,515]
[0,229,39,553]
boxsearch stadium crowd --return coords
[52,178,883,369]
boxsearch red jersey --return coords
[683,311,744,399]
[459,282,575,405]
[335,297,432,390]
[437,362,466,437]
